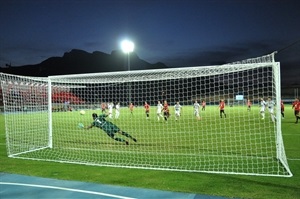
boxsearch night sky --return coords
[0,0,299,83]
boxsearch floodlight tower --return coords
[121,40,134,104]
[121,40,134,71]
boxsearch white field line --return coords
[287,158,300,161]
[0,182,136,199]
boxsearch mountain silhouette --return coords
[0,49,167,77]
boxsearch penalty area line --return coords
[287,158,300,161]
[0,182,136,199]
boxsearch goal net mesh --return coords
[0,52,292,177]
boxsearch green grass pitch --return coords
[0,105,299,199]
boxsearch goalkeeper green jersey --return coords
[92,115,120,135]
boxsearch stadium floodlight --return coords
[121,40,134,71]
[121,40,134,54]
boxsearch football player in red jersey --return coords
[144,101,150,119]
[219,99,227,118]
[292,98,300,124]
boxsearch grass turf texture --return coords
[0,106,299,199]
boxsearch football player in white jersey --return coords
[156,101,163,121]
[267,97,276,122]
[115,102,120,119]
[193,100,201,120]
[260,98,267,120]
[108,102,114,119]
[174,101,182,121]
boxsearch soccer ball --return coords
[78,123,84,128]
[79,110,86,115]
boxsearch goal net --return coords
[0,52,292,177]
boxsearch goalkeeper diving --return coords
[84,113,137,145]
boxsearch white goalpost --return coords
[0,52,292,177]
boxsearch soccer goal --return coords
[0,52,292,177]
